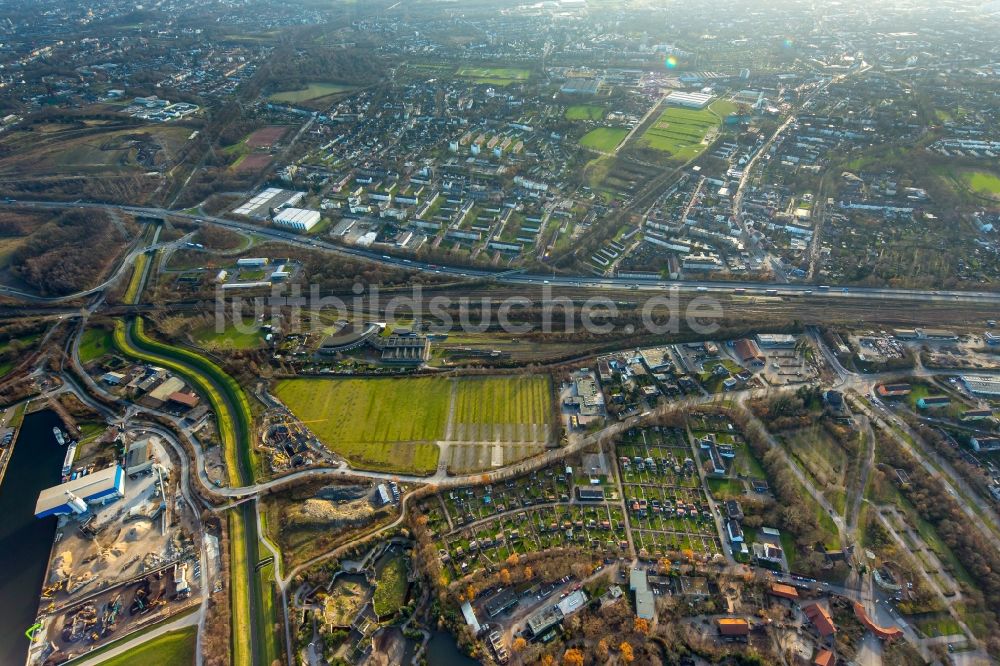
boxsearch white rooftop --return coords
[35,465,122,515]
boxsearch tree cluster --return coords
[10,209,133,295]
[876,427,1000,653]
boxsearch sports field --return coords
[638,100,736,161]
[245,126,289,148]
[274,375,554,474]
[268,82,355,104]
[579,127,628,152]
[456,67,531,85]
[961,170,1000,199]
[565,104,605,121]
[232,153,272,174]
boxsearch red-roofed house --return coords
[715,617,750,640]
[168,391,200,409]
[802,602,837,638]
[853,601,903,641]
[769,583,799,601]
[813,648,835,666]
[733,338,765,367]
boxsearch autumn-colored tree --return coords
[465,584,476,601]
[513,637,527,652]
[500,568,512,585]
[540,655,555,666]
[633,617,650,635]
[524,565,534,579]
[619,642,634,663]
[562,648,584,666]
[682,548,695,562]
[659,557,671,574]
[596,639,609,660]
[416,514,429,526]
[507,552,520,566]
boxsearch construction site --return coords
[28,434,202,665]
[260,408,336,473]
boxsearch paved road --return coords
[57,270,1000,662]
[4,199,1000,306]
[67,609,198,665]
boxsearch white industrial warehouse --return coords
[272,207,321,232]
[665,90,715,109]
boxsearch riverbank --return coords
[0,400,28,487]
[0,408,64,666]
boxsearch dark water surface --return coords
[0,409,64,665]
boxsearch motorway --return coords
[10,183,997,664]
[52,299,1000,663]
[3,199,1000,307]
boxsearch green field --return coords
[456,67,531,85]
[783,425,847,513]
[123,253,149,304]
[194,323,263,351]
[372,555,409,618]
[565,105,606,121]
[707,477,745,499]
[638,100,736,161]
[112,318,272,666]
[454,376,550,425]
[579,127,629,152]
[913,612,964,638]
[275,375,554,473]
[961,170,1000,199]
[79,327,114,363]
[268,82,355,103]
[274,377,449,474]
[99,626,196,666]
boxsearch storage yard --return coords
[28,434,202,665]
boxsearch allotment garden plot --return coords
[619,427,723,559]
[427,463,630,579]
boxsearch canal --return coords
[424,631,480,666]
[0,409,66,665]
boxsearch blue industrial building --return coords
[34,465,126,519]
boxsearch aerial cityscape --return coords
[0,0,999,664]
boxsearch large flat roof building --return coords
[666,91,715,109]
[525,605,562,637]
[273,207,321,232]
[561,79,601,95]
[233,188,305,219]
[460,601,481,635]
[35,465,125,518]
[629,568,655,620]
[963,375,1000,397]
